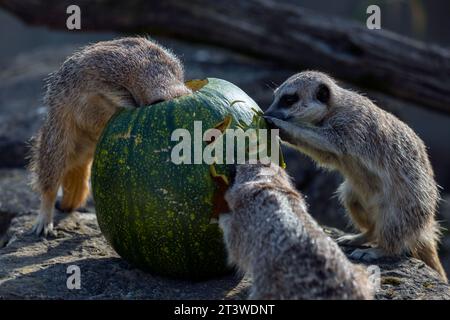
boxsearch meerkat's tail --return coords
[412,240,447,283]
[59,161,92,212]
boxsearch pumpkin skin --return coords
[91,78,278,279]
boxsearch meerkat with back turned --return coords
[219,163,374,299]
[29,37,191,236]
[265,71,447,281]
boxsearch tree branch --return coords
[1,0,450,114]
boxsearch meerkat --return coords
[219,163,374,299]
[264,71,447,282]
[29,37,191,236]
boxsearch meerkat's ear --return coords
[316,83,330,104]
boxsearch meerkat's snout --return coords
[264,93,298,121]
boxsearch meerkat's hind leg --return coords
[30,125,66,237]
[350,204,409,262]
[32,188,58,237]
[337,182,375,247]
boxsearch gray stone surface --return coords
[0,39,449,300]
[0,170,449,300]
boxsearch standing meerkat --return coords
[219,163,374,299]
[29,37,191,236]
[264,71,447,281]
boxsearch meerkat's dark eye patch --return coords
[316,84,330,104]
[278,93,299,107]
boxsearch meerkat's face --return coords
[265,72,333,126]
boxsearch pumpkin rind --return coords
[91,78,276,278]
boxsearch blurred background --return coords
[0,0,449,274]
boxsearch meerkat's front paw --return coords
[31,215,56,237]
[349,247,386,262]
[337,233,370,247]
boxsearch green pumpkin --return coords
[91,78,283,279]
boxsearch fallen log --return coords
[1,0,450,114]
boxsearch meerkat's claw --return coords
[337,233,370,247]
[31,216,56,237]
[349,247,385,262]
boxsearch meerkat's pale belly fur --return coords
[220,163,374,299]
